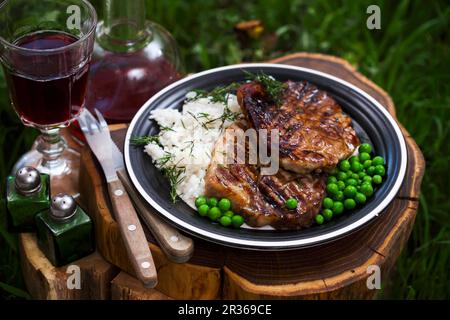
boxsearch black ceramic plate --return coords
[124,64,407,250]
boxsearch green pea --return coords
[359,152,371,162]
[231,215,244,228]
[351,161,363,172]
[323,209,333,221]
[315,214,324,225]
[363,176,372,183]
[355,192,367,204]
[332,201,344,215]
[372,156,385,166]
[218,198,231,212]
[219,216,232,227]
[372,175,383,184]
[349,156,359,164]
[323,197,334,209]
[195,196,207,208]
[358,171,366,179]
[366,166,376,176]
[337,180,346,190]
[339,160,351,171]
[363,160,372,168]
[344,198,356,210]
[207,197,218,207]
[337,171,348,181]
[333,191,345,201]
[344,186,357,198]
[360,184,374,197]
[198,204,210,217]
[359,143,372,154]
[285,198,298,209]
[326,183,339,195]
[375,165,386,176]
[349,173,358,180]
[208,207,222,221]
[223,210,234,218]
[346,178,358,187]
[327,176,338,184]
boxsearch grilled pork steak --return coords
[237,80,360,173]
[205,123,326,230]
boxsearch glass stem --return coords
[36,128,67,173]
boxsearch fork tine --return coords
[94,108,108,131]
[77,114,88,133]
[83,108,100,135]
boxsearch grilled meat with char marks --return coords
[237,80,359,173]
[204,122,326,230]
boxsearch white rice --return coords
[144,93,241,208]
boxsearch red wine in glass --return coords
[2,31,90,126]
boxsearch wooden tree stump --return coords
[19,233,119,299]
[77,53,425,299]
[111,272,171,300]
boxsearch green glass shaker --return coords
[6,166,50,232]
[35,193,94,267]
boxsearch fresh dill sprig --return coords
[189,82,241,104]
[160,125,175,132]
[187,111,209,130]
[130,135,160,146]
[197,112,211,119]
[204,105,242,130]
[154,152,186,203]
[162,165,186,203]
[244,70,287,104]
[180,140,195,156]
[156,151,173,167]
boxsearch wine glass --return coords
[0,0,97,195]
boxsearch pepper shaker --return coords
[35,193,94,267]
[6,166,50,232]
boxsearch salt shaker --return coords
[35,193,94,266]
[6,166,50,232]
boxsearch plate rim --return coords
[124,63,407,249]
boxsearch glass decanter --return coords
[85,0,182,123]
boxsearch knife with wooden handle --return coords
[117,169,194,263]
[78,110,157,288]
[107,178,158,287]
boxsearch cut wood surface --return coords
[111,272,171,300]
[75,52,425,299]
[19,233,118,300]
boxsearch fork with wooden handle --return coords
[78,110,157,288]
[93,109,194,263]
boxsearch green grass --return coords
[1,0,449,299]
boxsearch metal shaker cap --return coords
[15,166,42,196]
[50,193,77,222]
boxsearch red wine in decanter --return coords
[85,51,181,123]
